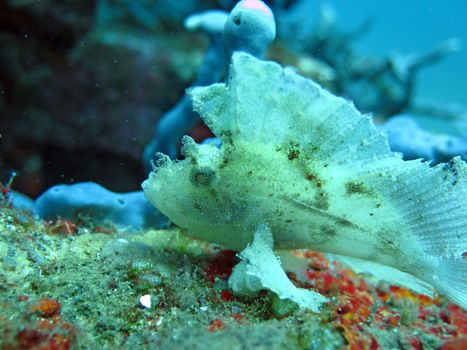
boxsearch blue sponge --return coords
[379,115,467,164]
[34,182,163,229]
[223,0,276,62]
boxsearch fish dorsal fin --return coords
[189,52,393,166]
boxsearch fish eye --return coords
[190,167,216,186]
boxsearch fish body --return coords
[143,53,466,309]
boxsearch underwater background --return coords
[312,0,467,107]
[0,1,466,349]
[1,0,466,197]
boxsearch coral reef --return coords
[0,1,466,349]
[0,203,466,349]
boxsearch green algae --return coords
[0,205,346,349]
[1,203,464,349]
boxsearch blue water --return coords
[309,0,467,106]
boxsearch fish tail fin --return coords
[365,157,467,309]
[435,258,467,309]
[392,157,467,309]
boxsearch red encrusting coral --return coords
[220,290,233,302]
[201,248,466,346]
[208,319,226,332]
[1,297,76,350]
[31,298,62,318]
[204,250,238,283]
[45,219,78,236]
[297,250,467,349]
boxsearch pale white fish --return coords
[143,53,466,311]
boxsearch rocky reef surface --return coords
[1,202,465,349]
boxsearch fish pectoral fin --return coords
[228,223,329,312]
